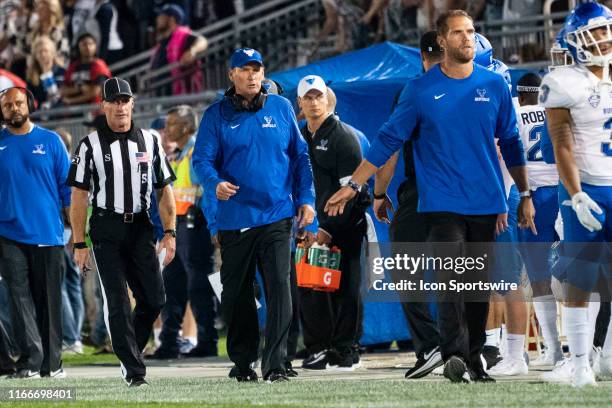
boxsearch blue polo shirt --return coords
[367,63,525,215]
[0,125,71,245]
[193,94,315,231]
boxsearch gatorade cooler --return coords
[296,244,341,292]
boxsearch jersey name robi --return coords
[540,65,612,186]
[516,104,559,188]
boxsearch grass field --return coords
[2,377,612,408]
[2,344,612,407]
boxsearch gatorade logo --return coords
[323,272,332,286]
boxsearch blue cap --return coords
[230,48,264,68]
[150,116,166,130]
[158,4,184,24]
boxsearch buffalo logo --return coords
[262,116,277,128]
[32,144,46,155]
[316,139,328,151]
[306,77,315,85]
[588,94,601,108]
[474,89,490,102]
[243,49,255,57]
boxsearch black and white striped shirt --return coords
[67,123,175,214]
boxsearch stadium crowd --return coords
[1,0,612,390]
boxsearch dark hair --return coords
[167,104,198,133]
[517,72,542,94]
[420,31,444,61]
[436,10,473,37]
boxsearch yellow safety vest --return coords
[170,147,202,216]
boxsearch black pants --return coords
[159,216,217,353]
[0,235,63,374]
[218,218,292,378]
[389,183,440,359]
[89,213,165,381]
[299,221,365,354]
[426,212,496,370]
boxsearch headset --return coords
[224,85,268,112]
[0,86,36,123]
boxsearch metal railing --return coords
[33,92,219,148]
[110,0,321,96]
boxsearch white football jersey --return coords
[515,104,559,188]
[540,65,612,186]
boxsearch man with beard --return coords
[0,87,71,379]
[325,10,534,383]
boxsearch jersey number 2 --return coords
[527,125,545,162]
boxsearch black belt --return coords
[92,208,149,223]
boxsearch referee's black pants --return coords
[0,235,63,375]
[426,212,496,371]
[299,220,365,355]
[218,218,292,379]
[89,212,165,381]
[388,183,440,360]
[159,216,217,354]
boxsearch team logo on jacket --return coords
[316,139,328,151]
[588,93,601,108]
[262,116,277,128]
[32,144,46,154]
[474,89,490,102]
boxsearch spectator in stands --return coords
[383,0,423,43]
[151,4,208,96]
[66,0,95,46]
[26,0,70,64]
[313,0,364,56]
[0,1,32,78]
[0,68,27,91]
[81,0,125,65]
[26,36,65,110]
[60,32,111,106]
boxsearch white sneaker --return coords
[590,346,601,368]
[572,366,597,387]
[594,355,612,380]
[487,358,528,376]
[530,348,563,367]
[49,368,67,379]
[540,358,573,384]
[62,341,84,355]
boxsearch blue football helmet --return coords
[549,26,574,71]
[564,1,612,67]
[489,58,512,92]
[474,33,494,69]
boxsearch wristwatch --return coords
[519,190,532,198]
[164,229,177,238]
[347,179,362,193]
[73,242,87,249]
[373,192,387,200]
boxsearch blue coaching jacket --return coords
[192,93,315,231]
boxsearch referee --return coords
[68,77,177,387]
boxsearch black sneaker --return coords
[235,367,258,382]
[128,378,149,387]
[443,356,471,383]
[7,369,40,379]
[181,346,218,359]
[481,345,502,370]
[285,361,298,377]
[352,349,362,369]
[265,370,289,383]
[145,348,179,360]
[405,346,443,379]
[0,368,15,378]
[302,350,328,370]
[469,366,496,383]
[326,349,354,371]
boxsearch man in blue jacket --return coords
[192,48,315,383]
[0,87,71,379]
[326,10,535,383]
